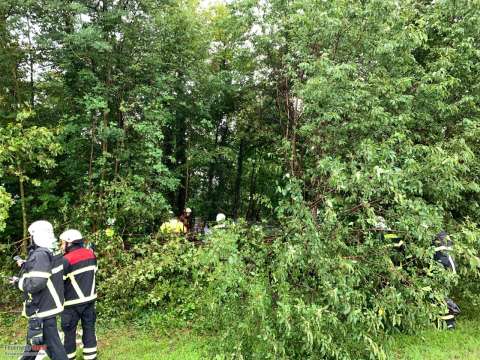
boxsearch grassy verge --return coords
[386,316,480,360]
[95,326,203,360]
[0,314,204,360]
[1,310,480,359]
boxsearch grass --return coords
[0,314,204,360]
[95,326,203,360]
[386,317,480,360]
[1,311,480,359]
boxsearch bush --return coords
[97,234,199,327]
[193,182,480,359]
[94,183,480,359]
[0,242,21,311]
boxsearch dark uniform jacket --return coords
[433,233,456,273]
[63,244,97,307]
[18,247,64,319]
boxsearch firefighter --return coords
[59,229,98,360]
[434,231,460,330]
[376,216,404,249]
[375,216,405,266]
[214,213,226,229]
[10,220,68,360]
[179,208,193,233]
[159,212,186,235]
[434,231,456,272]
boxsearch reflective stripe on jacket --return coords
[381,232,404,249]
[18,248,64,319]
[63,244,97,307]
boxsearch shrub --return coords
[94,183,480,359]
[194,181,480,359]
[97,235,199,327]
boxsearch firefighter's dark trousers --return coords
[21,316,68,360]
[61,302,97,360]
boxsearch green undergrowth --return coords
[1,310,480,359]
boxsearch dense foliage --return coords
[2,0,480,358]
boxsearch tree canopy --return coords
[1,0,480,358]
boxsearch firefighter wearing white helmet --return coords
[214,213,226,229]
[60,229,83,243]
[180,208,193,233]
[60,229,98,360]
[11,220,68,360]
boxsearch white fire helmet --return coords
[59,229,83,243]
[28,220,56,249]
[216,213,226,223]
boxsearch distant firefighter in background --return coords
[433,231,460,330]
[214,213,227,229]
[375,216,405,266]
[159,211,186,235]
[179,208,193,233]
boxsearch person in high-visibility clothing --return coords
[60,229,98,360]
[159,212,186,234]
[375,216,405,266]
[10,220,68,360]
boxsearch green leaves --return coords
[0,187,12,233]
[0,115,61,172]
[0,0,479,358]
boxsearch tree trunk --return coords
[114,105,124,178]
[27,12,34,108]
[12,64,19,110]
[102,109,109,154]
[176,115,188,214]
[233,139,245,219]
[19,176,27,254]
[185,137,191,203]
[88,116,96,193]
[247,163,257,221]
[206,119,220,218]
[163,121,176,209]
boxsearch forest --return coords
[1,0,480,359]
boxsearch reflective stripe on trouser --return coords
[62,307,80,358]
[81,303,97,357]
[83,349,97,360]
[62,303,97,360]
[440,314,456,329]
[67,351,76,359]
[20,317,68,360]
